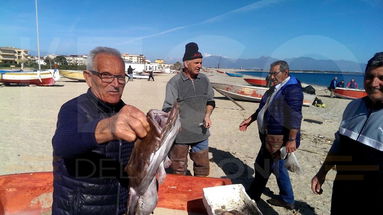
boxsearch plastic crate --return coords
[202,184,262,215]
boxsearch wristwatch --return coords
[288,138,296,141]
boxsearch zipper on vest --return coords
[191,79,196,96]
[115,140,122,214]
[357,106,372,141]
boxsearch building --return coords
[121,53,146,64]
[154,59,165,64]
[0,47,29,64]
[65,55,87,65]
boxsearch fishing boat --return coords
[244,77,268,87]
[0,0,59,86]
[0,172,232,214]
[216,70,225,74]
[225,72,243,77]
[212,82,267,102]
[333,87,367,99]
[212,82,316,106]
[59,70,85,81]
[0,69,59,86]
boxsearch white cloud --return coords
[121,0,284,44]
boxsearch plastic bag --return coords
[280,147,302,174]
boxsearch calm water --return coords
[238,71,365,89]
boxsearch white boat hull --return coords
[0,70,59,86]
[212,82,315,106]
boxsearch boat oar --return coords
[213,87,245,111]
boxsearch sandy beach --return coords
[0,69,352,215]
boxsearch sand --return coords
[0,69,353,215]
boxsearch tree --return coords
[54,56,68,66]
[172,61,182,71]
[44,57,54,69]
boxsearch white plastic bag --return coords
[280,147,302,174]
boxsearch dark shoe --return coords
[267,198,295,210]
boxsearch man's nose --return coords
[372,77,381,87]
[111,77,120,86]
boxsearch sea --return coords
[237,70,364,89]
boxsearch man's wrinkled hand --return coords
[111,105,150,142]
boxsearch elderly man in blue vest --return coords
[239,60,303,210]
[52,47,150,215]
[311,52,383,214]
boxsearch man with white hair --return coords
[52,47,149,215]
[162,42,215,177]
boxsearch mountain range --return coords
[200,55,366,73]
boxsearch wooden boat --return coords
[334,87,367,99]
[216,70,225,74]
[244,78,268,87]
[212,82,266,102]
[0,172,231,215]
[212,82,315,106]
[0,1,60,87]
[0,70,59,86]
[59,70,85,81]
[225,72,243,77]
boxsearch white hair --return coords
[86,47,123,70]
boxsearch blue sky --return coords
[1,0,382,63]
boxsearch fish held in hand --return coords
[125,103,180,215]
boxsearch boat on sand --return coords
[0,70,59,86]
[212,82,267,102]
[59,70,85,81]
[225,72,243,77]
[244,77,268,87]
[333,87,367,99]
[212,82,315,106]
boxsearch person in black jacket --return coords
[328,76,338,97]
[127,65,134,81]
[52,47,150,215]
[336,80,345,88]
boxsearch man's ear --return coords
[83,70,93,87]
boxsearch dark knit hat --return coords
[183,42,203,61]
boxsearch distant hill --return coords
[202,55,366,73]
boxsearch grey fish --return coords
[125,103,181,215]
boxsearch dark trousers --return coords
[247,145,294,204]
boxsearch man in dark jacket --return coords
[52,47,150,215]
[239,60,303,210]
[329,76,338,97]
[127,65,134,81]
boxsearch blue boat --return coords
[0,70,23,73]
[226,72,243,77]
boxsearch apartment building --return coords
[121,53,146,64]
[0,47,28,64]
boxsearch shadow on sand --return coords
[209,147,278,214]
